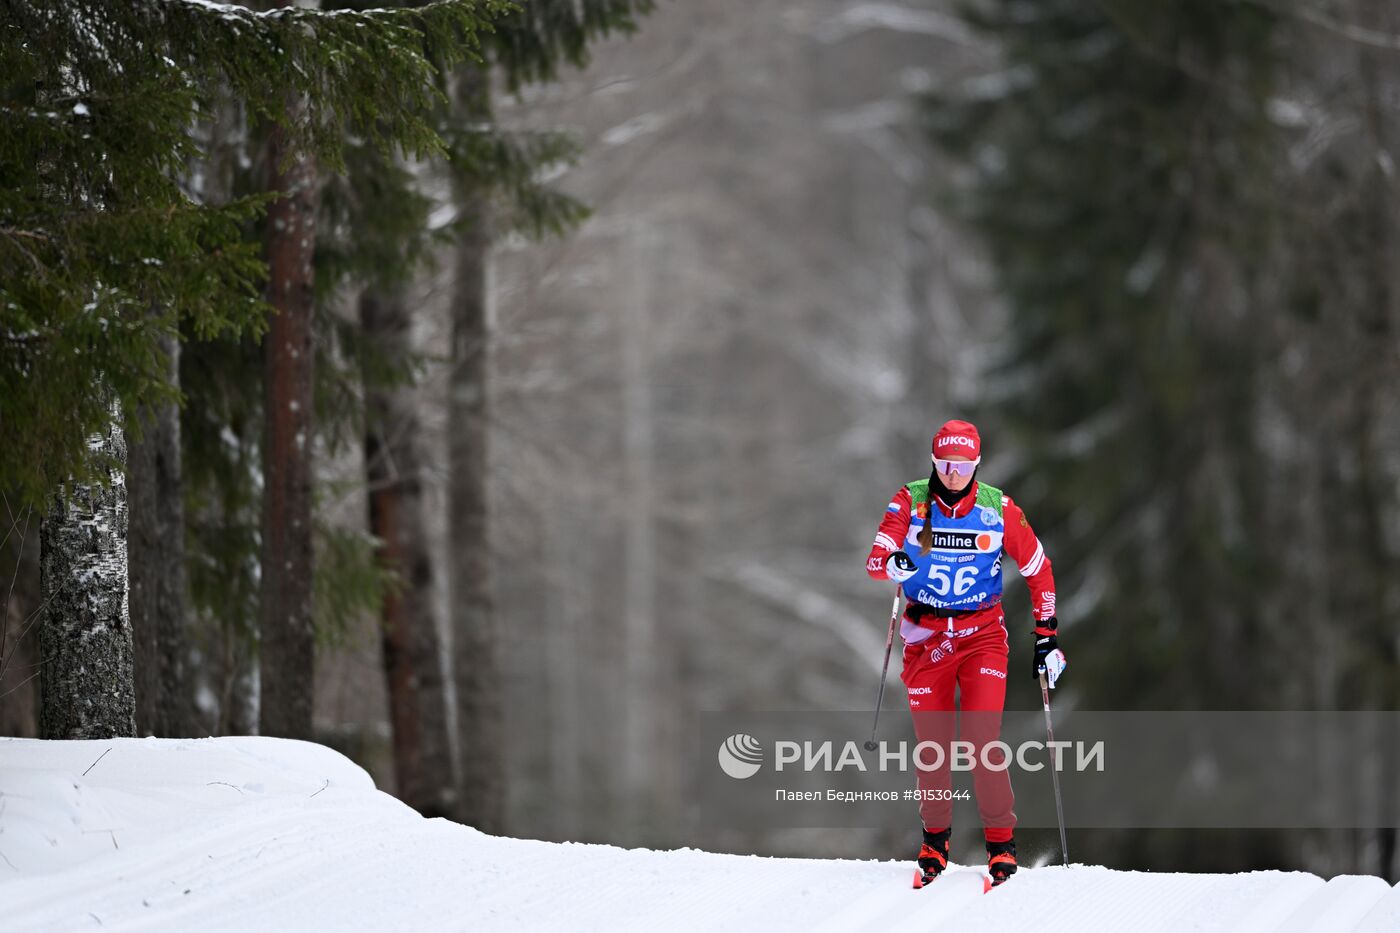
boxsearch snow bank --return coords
[1,736,1397,932]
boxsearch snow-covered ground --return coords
[2,737,1397,932]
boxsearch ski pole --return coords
[1039,666,1070,867]
[864,586,904,751]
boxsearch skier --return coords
[865,419,1065,887]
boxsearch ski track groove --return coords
[8,812,1393,933]
[6,738,1398,933]
[5,803,399,933]
[1191,871,1325,932]
[913,865,1334,933]
[1273,874,1391,932]
[1353,880,1400,932]
[813,864,989,932]
[420,833,898,932]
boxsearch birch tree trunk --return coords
[259,95,318,740]
[361,286,455,816]
[40,416,135,739]
[129,331,192,737]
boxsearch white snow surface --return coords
[2,736,1398,932]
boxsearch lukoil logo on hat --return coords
[932,419,981,460]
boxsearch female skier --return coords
[865,419,1066,886]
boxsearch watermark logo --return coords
[718,733,764,779]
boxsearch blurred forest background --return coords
[3,0,1398,881]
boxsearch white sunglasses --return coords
[932,456,980,477]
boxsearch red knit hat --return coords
[931,420,981,460]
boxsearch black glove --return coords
[1031,616,1060,680]
[885,550,917,583]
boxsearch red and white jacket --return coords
[866,481,1056,640]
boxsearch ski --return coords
[911,867,994,893]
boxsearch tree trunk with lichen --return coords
[39,416,135,739]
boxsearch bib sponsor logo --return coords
[981,507,999,527]
[912,529,1001,552]
[923,530,978,550]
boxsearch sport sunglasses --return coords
[932,456,981,477]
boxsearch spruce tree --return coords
[923,0,1278,707]
[927,0,1400,877]
[1,0,508,502]
[164,0,649,806]
[2,0,511,738]
[923,0,1281,870]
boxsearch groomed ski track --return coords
[2,737,1397,932]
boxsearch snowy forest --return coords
[3,0,1399,889]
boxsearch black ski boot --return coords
[987,838,1017,886]
[913,827,950,888]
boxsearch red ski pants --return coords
[900,616,1015,843]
